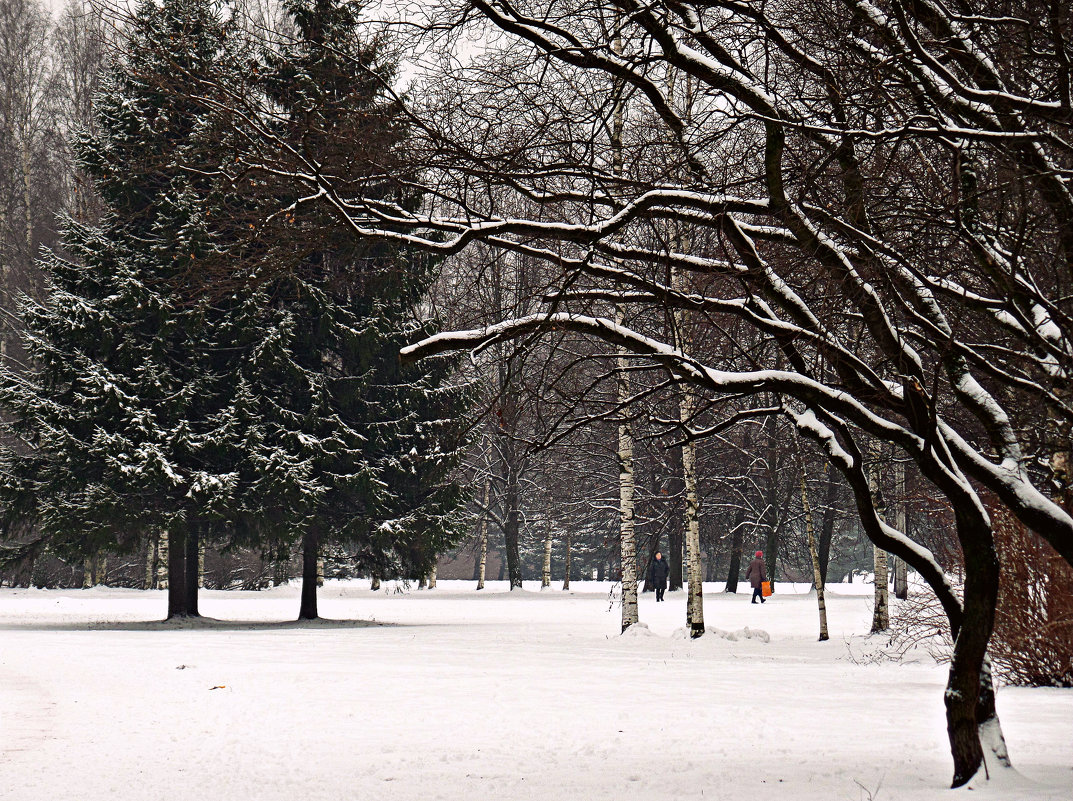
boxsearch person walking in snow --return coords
[649,551,670,602]
[745,550,767,604]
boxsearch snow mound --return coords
[706,625,771,643]
[620,621,655,637]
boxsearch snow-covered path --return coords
[0,580,1069,800]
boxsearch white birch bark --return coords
[145,535,155,590]
[477,475,489,590]
[428,563,437,589]
[797,446,830,641]
[681,393,704,637]
[868,454,890,632]
[540,523,553,590]
[611,21,638,633]
[198,542,205,589]
[316,556,324,587]
[156,532,169,589]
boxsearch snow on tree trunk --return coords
[540,523,553,590]
[299,527,319,620]
[198,541,205,589]
[562,533,571,590]
[477,475,489,590]
[316,557,324,588]
[798,447,829,641]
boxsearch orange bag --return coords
[761,581,772,597]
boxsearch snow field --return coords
[0,580,1069,800]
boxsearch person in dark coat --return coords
[649,551,670,602]
[745,550,767,604]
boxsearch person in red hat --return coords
[745,550,767,603]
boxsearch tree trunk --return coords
[893,459,909,599]
[798,447,829,641]
[682,396,704,638]
[82,555,93,588]
[477,475,490,589]
[540,523,553,590]
[563,533,572,590]
[616,314,639,632]
[184,525,200,617]
[370,574,381,591]
[762,414,780,590]
[299,527,319,620]
[157,531,169,590]
[166,530,187,619]
[868,457,889,632]
[667,445,685,592]
[945,509,1004,787]
[503,458,523,590]
[145,534,156,590]
[316,556,325,587]
[427,563,437,589]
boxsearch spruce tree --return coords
[0,0,248,616]
[244,0,470,618]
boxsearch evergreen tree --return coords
[0,0,249,616]
[243,0,470,618]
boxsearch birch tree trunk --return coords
[145,535,156,589]
[428,563,437,589]
[82,556,93,588]
[562,533,571,590]
[157,531,169,590]
[797,445,829,641]
[540,522,553,590]
[868,456,890,633]
[611,23,638,632]
[477,475,490,590]
[316,556,325,587]
[681,395,704,637]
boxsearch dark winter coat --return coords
[745,557,767,589]
[649,557,670,589]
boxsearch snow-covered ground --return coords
[0,580,1069,800]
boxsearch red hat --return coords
[755,551,763,557]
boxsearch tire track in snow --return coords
[0,661,58,767]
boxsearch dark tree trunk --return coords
[503,465,523,590]
[724,508,746,592]
[945,509,1001,788]
[184,523,200,617]
[641,529,660,592]
[166,530,187,619]
[563,533,572,590]
[299,527,319,620]
[762,416,780,589]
